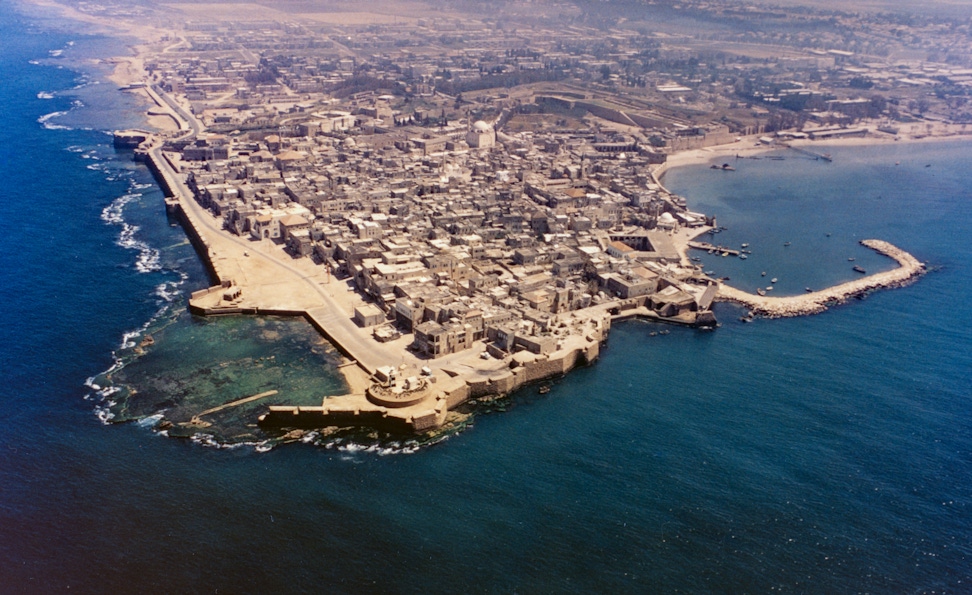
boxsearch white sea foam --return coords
[189,433,270,451]
[29,59,40,65]
[38,111,71,130]
[37,91,54,99]
[101,192,163,273]
[154,277,185,303]
[329,438,421,456]
[137,414,165,428]
[49,49,63,57]
[120,329,141,350]
[94,405,115,424]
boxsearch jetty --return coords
[688,241,741,256]
[782,142,833,162]
[717,240,925,318]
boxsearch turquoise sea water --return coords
[2,4,972,592]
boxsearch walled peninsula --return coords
[96,0,951,438]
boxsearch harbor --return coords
[716,239,926,318]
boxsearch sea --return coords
[2,3,971,593]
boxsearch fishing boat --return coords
[853,265,866,274]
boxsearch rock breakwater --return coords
[717,240,926,318]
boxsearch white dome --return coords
[473,120,491,132]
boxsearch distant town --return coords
[92,0,957,436]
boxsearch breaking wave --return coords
[38,110,70,130]
[100,191,162,273]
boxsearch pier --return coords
[782,143,833,162]
[717,240,925,318]
[688,241,741,256]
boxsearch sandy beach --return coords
[654,121,972,182]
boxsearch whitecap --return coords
[49,49,63,57]
[37,91,55,99]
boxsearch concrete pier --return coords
[717,240,925,318]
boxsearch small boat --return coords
[741,243,749,248]
[756,288,766,296]
[739,254,748,260]
[761,271,766,277]
[848,257,855,261]
[766,286,773,291]
[771,278,778,283]
[538,386,550,395]
[783,242,791,247]
[853,265,866,274]
[806,287,813,292]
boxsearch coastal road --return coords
[152,85,201,137]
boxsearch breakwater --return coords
[717,239,925,318]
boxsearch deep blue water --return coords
[2,4,971,593]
